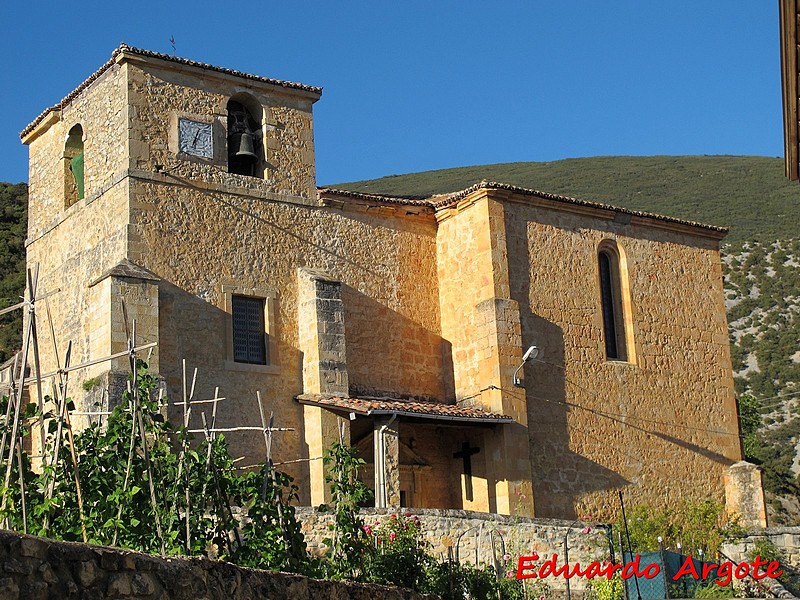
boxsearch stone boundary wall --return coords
[0,530,433,600]
[297,507,610,595]
[721,528,800,599]
[722,527,800,569]
[298,509,800,597]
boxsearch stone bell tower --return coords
[20,45,322,421]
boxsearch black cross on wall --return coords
[453,441,480,502]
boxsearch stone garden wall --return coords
[0,529,433,600]
[298,507,609,595]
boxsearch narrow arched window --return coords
[598,243,629,361]
[227,96,264,177]
[64,124,84,207]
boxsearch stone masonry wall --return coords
[722,527,800,572]
[502,198,741,520]
[23,59,132,418]
[126,60,318,202]
[0,530,433,600]
[129,177,443,500]
[25,62,129,240]
[297,507,609,596]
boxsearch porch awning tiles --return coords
[296,393,514,424]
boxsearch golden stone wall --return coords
[126,60,318,202]
[26,63,129,239]
[502,197,741,518]
[128,177,444,496]
[23,60,134,416]
[435,197,494,401]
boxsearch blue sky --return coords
[0,1,783,186]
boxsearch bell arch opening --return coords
[226,94,264,178]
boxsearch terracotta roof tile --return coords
[21,44,322,139]
[433,181,730,234]
[317,182,728,235]
[296,393,513,423]
[318,187,433,207]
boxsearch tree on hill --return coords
[0,182,27,363]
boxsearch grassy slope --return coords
[330,155,800,245]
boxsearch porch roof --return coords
[296,393,514,424]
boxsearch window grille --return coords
[232,295,267,364]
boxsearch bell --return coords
[231,132,257,160]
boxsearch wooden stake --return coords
[0,286,60,318]
[132,321,165,554]
[22,342,158,383]
[42,341,71,536]
[112,379,139,547]
[187,426,294,434]
[0,354,19,484]
[15,442,26,534]
[1,269,36,521]
[173,397,225,406]
[201,412,241,553]
[176,360,194,553]
[26,266,48,467]
[256,392,272,501]
[199,388,219,503]
[256,392,289,557]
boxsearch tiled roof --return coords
[317,182,728,235]
[296,393,513,423]
[433,181,730,234]
[21,44,322,139]
[318,188,433,207]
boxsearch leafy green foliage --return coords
[586,573,624,600]
[746,538,799,596]
[693,582,735,598]
[0,361,311,573]
[362,513,429,589]
[616,499,730,555]
[231,465,310,573]
[737,394,762,460]
[420,561,528,600]
[0,182,27,364]
[321,437,373,579]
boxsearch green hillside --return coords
[0,182,26,364]
[330,155,800,245]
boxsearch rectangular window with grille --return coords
[232,295,267,364]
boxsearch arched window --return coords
[226,95,264,177]
[598,241,632,361]
[64,124,84,207]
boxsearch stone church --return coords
[20,45,765,524]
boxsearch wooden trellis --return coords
[0,264,301,552]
